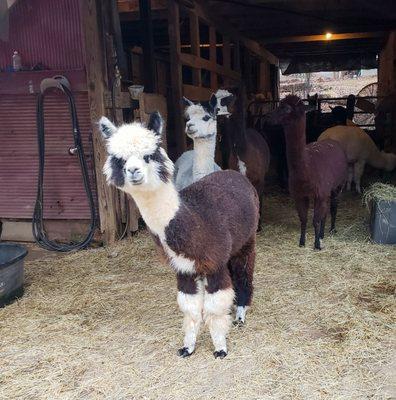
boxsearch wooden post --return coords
[209,26,217,89]
[243,49,252,94]
[139,0,156,92]
[189,11,201,87]
[233,41,241,72]
[80,0,121,244]
[167,0,186,156]
[223,36,231,86]
[110,0,128,79]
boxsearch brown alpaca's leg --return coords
[176,274,204,357]
[330,191,339,233]
[320,215,326,240]
[228,235,255,325]
[313,198,328,250]
[296,197,309,247]
[257,192,264,231]
[204,268,234,359]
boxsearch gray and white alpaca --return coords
[99,112,258,358]
[174,90,235,190]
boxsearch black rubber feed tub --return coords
[0,243,27,307]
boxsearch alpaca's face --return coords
[99,112,173,192]
[184,103,217,140]
[214,89,235,116]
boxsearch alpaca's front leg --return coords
[353,161,365,194]
[177,275,204,357]
[204,269,234,358]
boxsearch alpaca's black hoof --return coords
[329,229,337,235]
[299,242,305,247]
[178,347,193,358]
[233,319,244,327]
[213,350,227,359]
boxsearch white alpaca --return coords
[99,112,258,358]
[318,125,396,193]
[174,90,235,191]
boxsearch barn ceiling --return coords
[208,0,396,69]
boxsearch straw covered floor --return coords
[1,191,395,399]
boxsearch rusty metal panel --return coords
[0,0,84,70]
[0,91,97,219]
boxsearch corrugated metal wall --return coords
[0,92,96,219]
[0,0,84,70]
[0,0,98,221]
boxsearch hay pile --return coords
[363,182,396,207]
[1,192,395,400]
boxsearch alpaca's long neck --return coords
[284,117,310,182]
[129,183,180,238]
[192,136,217,181]
[229,114,247,155]
[368,149,396,171]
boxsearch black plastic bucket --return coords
[0,243,27,307]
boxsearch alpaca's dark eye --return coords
[143,155,150,163]
[202,115,211,121]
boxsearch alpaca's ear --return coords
[99,116,117,139]
[182,96,194,107]
[147,111,163,136]
[329,106,334,111]
[220,94,235,108]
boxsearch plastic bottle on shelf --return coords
[12,51,22,71]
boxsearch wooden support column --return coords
[243,49,252,93]
[209,26,217,89]
[233,41,241,72]
[167,0,186,156]
[223,36,231,86]
[139,0,156,92]
[80,0,121,244]
[189,11,201,87]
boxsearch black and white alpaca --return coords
[99,112,259,358]
[173,90,235,190]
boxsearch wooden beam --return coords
[80,0,121,244]
[262,31,386,44]
[189,10,201,86]
[117,0,166,12]
[139,0,156,92]
[180,53,240,80]
[192,0,278,65]
[167,0,186,155]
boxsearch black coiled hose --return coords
[33,82,97,251]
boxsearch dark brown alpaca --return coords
[218,86,270,229]
[99,112,259,358]
[271,96,348,250]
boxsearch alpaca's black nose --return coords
[127,167,140,175]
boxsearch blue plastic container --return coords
[0,243,27,307]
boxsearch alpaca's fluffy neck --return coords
[192,136,217,181]
[284,117,310,183]
[128,182,180,238]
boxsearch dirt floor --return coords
[1,191,395,400]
